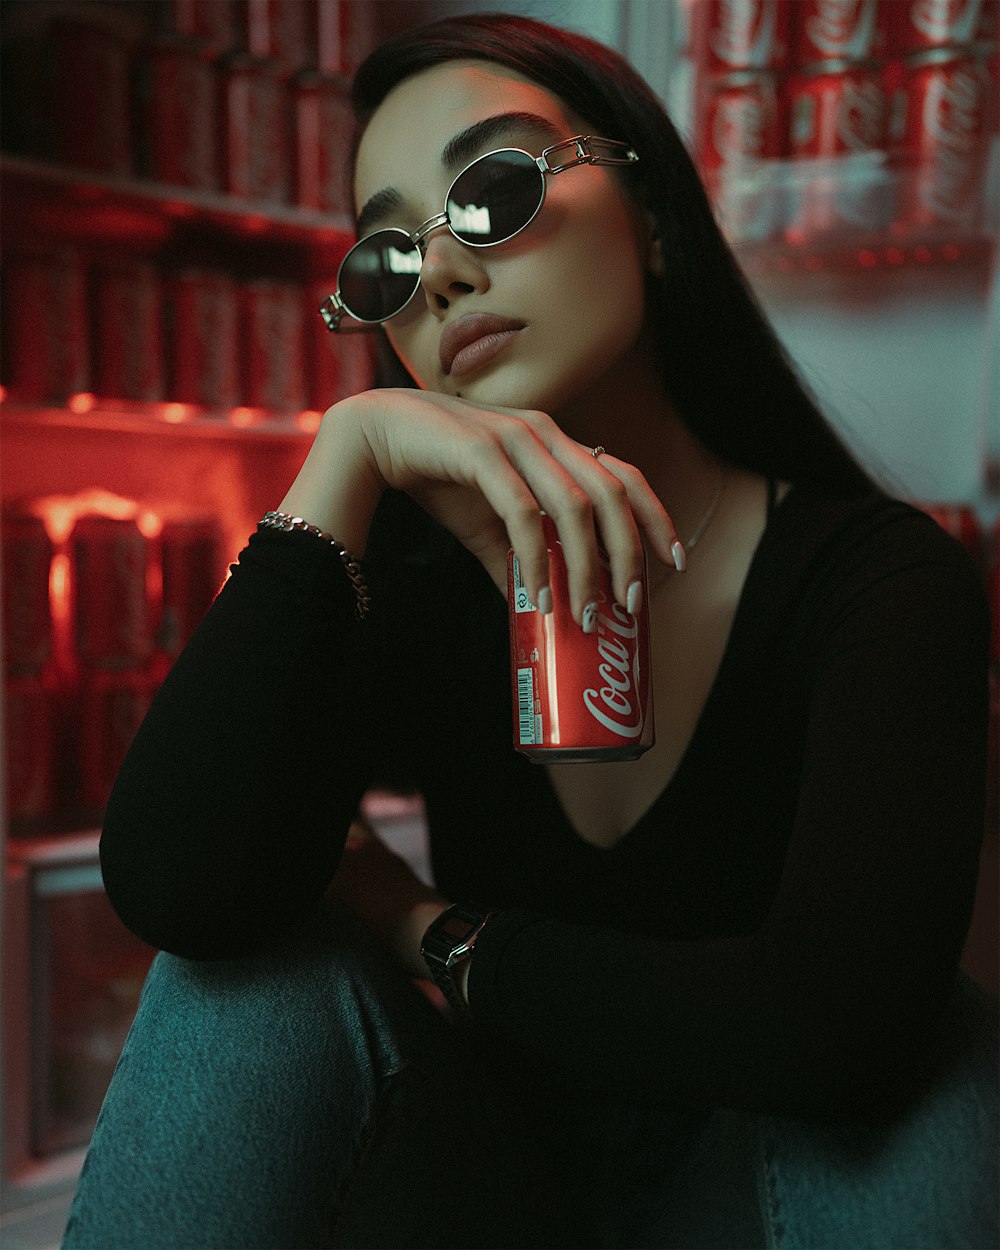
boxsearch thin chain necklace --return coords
[684,463,726,555]
[651,464,726,592]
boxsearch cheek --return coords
[384,321,433,387]
[540,201,648,348]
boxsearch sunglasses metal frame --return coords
[320,134,638,332]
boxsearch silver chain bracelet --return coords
[258,511,370,619]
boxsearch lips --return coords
[439,313,525,377]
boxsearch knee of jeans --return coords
[132,907,410,1084]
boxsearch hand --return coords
[327,819,448,981]
[280,389,680,627]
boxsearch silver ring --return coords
[591,445,607,459]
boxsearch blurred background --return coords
[1,2,996,1244]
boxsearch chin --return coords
[451,364,581,416]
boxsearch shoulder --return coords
[766,486,985,595]
[748,485,990,664]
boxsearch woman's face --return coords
[352,59,659,419]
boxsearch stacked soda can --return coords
[2,514,59,826]
[885,0,998,231]
[1,503,223,831]
[2,0,371,216]
[71,514,158,814]
[2,249,90,403]
[690,0,792,242]
[784,1,894,240]
[688,1,998,242]
[0,254,376,418]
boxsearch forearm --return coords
[101,530,381,958]
[278,397,385,557]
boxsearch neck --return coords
[555,331,726,559]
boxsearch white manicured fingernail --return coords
[537,585,553,615]
[626,580,644,615]
[671,540,687,573]
[582,601,599,633]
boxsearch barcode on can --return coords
[511,555,536,613]
[516,666,541,744]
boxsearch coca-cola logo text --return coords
[710,0,777,67]
[582,602,646,739]
[911,0,981,43]
[837,80,886,150]
[803,0,876,59]
[920,64,987,217]
[712,90,771,163]
[923,64,984,155]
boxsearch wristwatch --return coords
[420,903,492,1012]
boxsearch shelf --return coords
[0,398,317,441]
[710,149,999,275]
[735,229,995,280]
[0,153,353,253]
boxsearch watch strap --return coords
[420,903,491,1012]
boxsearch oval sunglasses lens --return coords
[446,149,545,246]
[339,230,422,323]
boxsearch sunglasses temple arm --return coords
[319,294,375,334]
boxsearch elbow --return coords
[100,815,311,961]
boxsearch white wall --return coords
[754,259,997,505]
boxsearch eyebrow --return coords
[354,111,564,239]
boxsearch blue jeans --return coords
[62,908,998,1249]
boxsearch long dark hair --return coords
[351,11,877,496]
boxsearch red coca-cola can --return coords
[894,47,994,227]
[697,71,785,241]
[245,0,311,74]
[698,70,785,171]
[241,280,308,413]
[887,0,992,54]
[690,0,792,73]
[77,669,154,812]
[169,270,241,410]
[222,55,291,202]
[158,0,238,57]
[791,0,889,66]
[136,40,220,191]
[158,518,222,658]
[788,59,889,156]
[2,514,54,677]
[294,74,354,214]
[317,0,375,76]
[52,18,134,176]
[4,674,58,825]
[507,515,654,762]
[785,59,891,235]
[71,515,154,670]
[94,261,165,403]
[700,69,785,172]
[3,249,90,402]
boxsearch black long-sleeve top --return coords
[100,483,989,1116]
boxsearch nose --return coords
[418,227,489,317]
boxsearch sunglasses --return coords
[320,134,638,332]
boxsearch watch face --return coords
[440,913,478,943]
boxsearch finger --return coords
[587,454,680,592]
[486,421,606,625]
[523,435,671,611]
[495,414,678,607]
[571,454,648,610]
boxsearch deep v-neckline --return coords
[542,478,787,852]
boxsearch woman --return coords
[63,13,994,1250]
